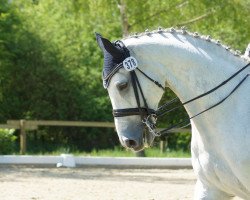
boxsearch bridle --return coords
[107,40,250,137]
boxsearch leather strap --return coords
[113,108,155,117]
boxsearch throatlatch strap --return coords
[137,68,165,90]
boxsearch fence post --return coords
[20,119,26,155]
[135,150,145,157]
[160,137,167,153]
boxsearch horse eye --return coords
[116,82,128,91]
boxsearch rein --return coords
[110,40,250,137]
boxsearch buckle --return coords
[142,114,160,137]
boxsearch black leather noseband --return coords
[113,108,156,117]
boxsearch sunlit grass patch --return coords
[29,146,191,158]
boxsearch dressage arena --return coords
[0,165,242,200]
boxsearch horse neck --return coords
[125,33,248,118]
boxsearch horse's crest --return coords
[244,43,250,58]
[123,27,250,62]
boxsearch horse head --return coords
[96,33,164,151]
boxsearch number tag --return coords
[123,56,138,71]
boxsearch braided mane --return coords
[123,27,250,62]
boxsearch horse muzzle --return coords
[114,116,145,151]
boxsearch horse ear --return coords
[95,33,105,50]
[95,33,122,57]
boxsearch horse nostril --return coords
[125,139,137,148]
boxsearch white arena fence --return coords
[0,155,192,168]
[0,119,190,154]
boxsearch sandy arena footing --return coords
[0,165,243,200]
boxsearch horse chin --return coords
[129,132,155,152]
[130,145,144,152]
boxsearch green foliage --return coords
[0,0,249,153]
[26,127,118,153]
[145,147,191,158]
[0,129,17,154]
[167,132,191,151]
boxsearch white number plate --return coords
[123,56,138,71]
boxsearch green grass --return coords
[25,147,191,158]
[144,148,191,158]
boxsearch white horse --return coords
[96,28,250,199]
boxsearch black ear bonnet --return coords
[96,33,130,88]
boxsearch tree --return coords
[0,0,249,152]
